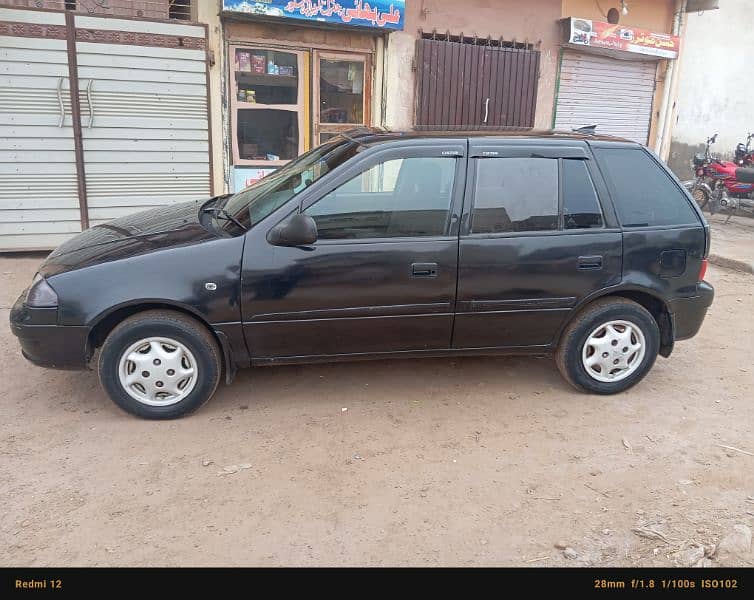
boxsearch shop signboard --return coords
[567,17,680,59]
[222,0,405,31]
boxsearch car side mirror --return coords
[268,213,318,247]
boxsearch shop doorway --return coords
[314,52,371,145]
[230,44,373,190]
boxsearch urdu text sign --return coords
[568,17,680,59]
[222,0,405,31]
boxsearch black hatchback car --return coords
[11,129,714,419]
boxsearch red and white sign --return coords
[567,18,680,59]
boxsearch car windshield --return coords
[221,137,359,231]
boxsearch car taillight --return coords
[699,258,708,282]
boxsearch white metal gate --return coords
[554,51,657,144]
[0,8,80,251]
[74,15,211,227]
[0,7,211,251]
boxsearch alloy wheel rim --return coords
[117,337,197,406]
[581,319,646,383]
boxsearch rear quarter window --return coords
[594,147,700,228]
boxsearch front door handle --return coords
[578,255,603,270]
[411,262,438,278]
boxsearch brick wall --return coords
[3,0,174,21]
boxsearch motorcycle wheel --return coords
[692,187,710,211]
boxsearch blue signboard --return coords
[222,0,405,31]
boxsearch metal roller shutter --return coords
[554,51,657,144]
[0,8,81,251]
[0,8,211,251]
[73,15,211,227]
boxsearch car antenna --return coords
[573,124,598,135]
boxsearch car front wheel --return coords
[98,310,221,419]
[556,298,660,394]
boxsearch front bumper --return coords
[9,292,90,370]
[669,281,715,341]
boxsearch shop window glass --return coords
[320,132,340,144]
[319,60,364,124]
[234,49,298,105]
[237,109,298,161]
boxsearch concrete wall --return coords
[562,0,674,31]
[561,0,677,149]
[668,1,753,178]
[4,0,172,19]
[383,0,562,131]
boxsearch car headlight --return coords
[26,273,59,308]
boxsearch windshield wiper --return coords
[201,206,248,231]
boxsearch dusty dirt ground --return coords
[1,255,753,567]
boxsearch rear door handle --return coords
[411,262,438,278]
[578,255,603,270]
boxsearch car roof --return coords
[343,127,637,146]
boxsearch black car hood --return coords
[40,200,217,278]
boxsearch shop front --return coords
[221,0,404,191]
[553,16,680,145]
[380,0,563,132]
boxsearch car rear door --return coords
[453,139,622,349]
[240,139,467,359]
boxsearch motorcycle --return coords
[734,132,754,166]
[683,133,754,221]
[685,133,722,213]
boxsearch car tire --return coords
[98,310,221,419]
[556,298,660,395]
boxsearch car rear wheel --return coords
[556,298,659,395]
[98,310,221,419]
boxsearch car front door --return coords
[240,140,466,360]
[453,140,622,349]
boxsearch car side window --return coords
[305,157,456,240]
[562,159,604,229]
[594,147,700,228]
[471,158,559,234]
